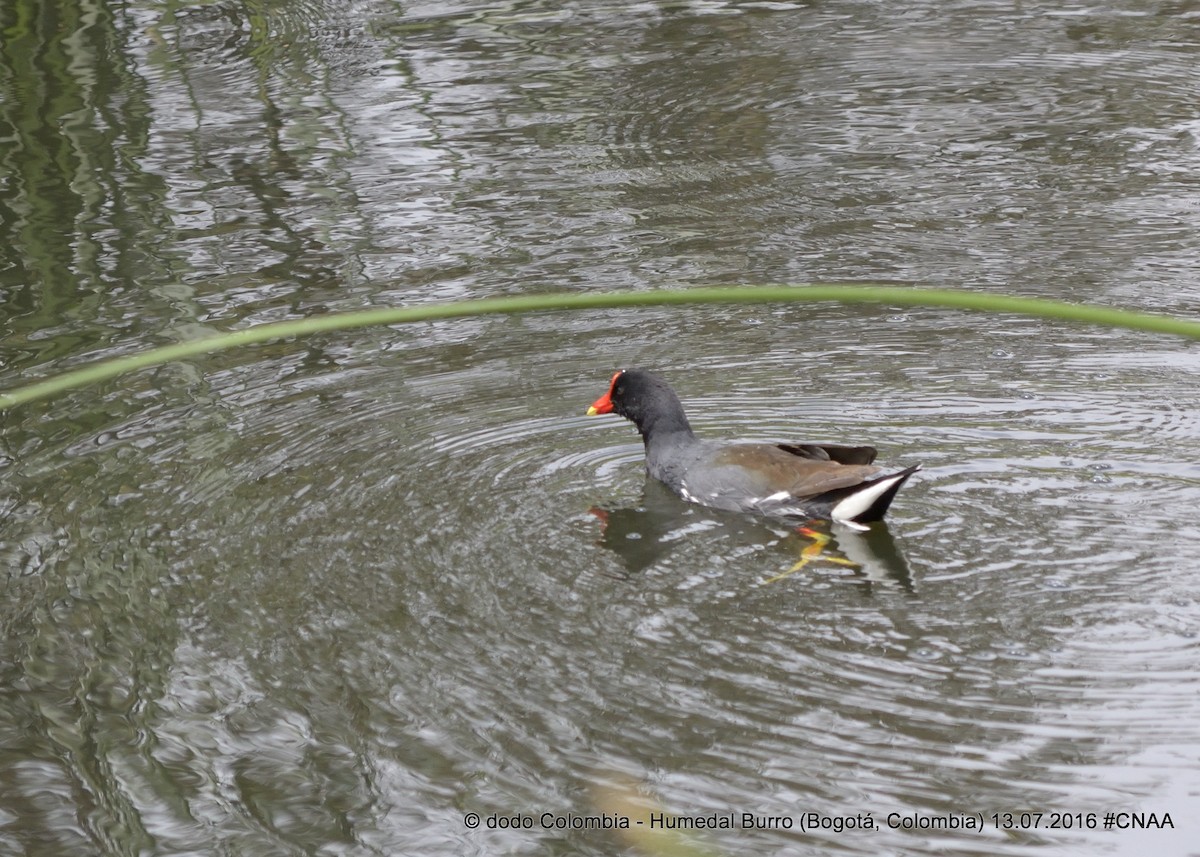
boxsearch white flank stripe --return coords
[831,473,906,524]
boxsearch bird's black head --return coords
[586,369,693,438]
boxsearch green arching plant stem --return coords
[3,285,1199,411]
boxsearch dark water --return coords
[2,1,1199,855]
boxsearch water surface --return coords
[2,1,1199,855]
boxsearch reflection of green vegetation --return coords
[0,0,357,377]
[1,0,96,321]
[0,0,177,362]
[4,284,1200,410]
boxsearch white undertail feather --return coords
[830,471,909,526]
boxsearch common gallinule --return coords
[586,369,919,530]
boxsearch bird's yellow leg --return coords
[763,524,859,584]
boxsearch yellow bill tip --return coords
[586,406,599,416]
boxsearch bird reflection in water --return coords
[590,478,915,591]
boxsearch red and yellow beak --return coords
[586,370,623,415]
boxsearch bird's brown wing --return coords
[700,444,882,501]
